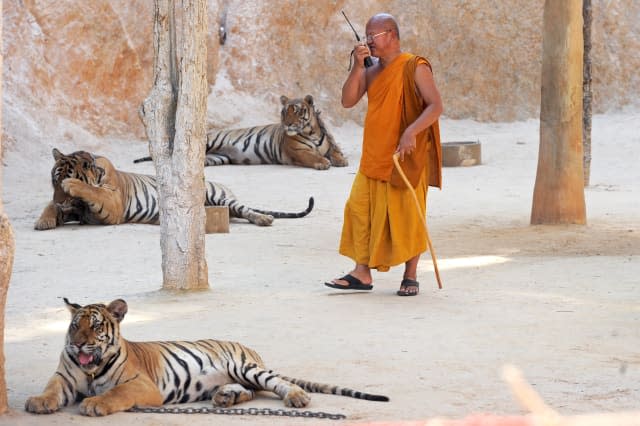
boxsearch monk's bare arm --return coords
[413,63,444,129]
[396,63,444,159]
[341,44,370,108]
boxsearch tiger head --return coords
[50,148,104,205]
[63,298,128,374]
[280,95,321,137]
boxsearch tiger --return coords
[25,298,389,416]
[34,148,313,230]
[133,95,349,170]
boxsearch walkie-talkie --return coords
[341,11,373,68]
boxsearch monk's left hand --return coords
[396,129,417,161]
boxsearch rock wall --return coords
[2,0,639,146]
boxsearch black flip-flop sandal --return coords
[397,278,419,296]
[324,274,373,291]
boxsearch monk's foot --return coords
[332,270,371,287]
[324,272,373,291]
[397,278,419,296]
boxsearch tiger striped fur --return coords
[25,298,389,416]
[34,148,313,229]
[133,95,348,170]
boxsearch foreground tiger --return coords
[133,95,348,170]
[34,148,313,229]
[25,298,389,416]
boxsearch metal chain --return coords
[127,405,346,420]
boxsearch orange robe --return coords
[361,53,441,187]
[339,53,438,271]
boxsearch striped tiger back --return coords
[116,171,160,224]
[205,123,286,166]
[25,298,388,416]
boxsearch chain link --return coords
[127,405,346,420]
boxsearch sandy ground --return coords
[1,112,639,425]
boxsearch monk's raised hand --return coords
[353,43,371,68]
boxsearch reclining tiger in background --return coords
[25,298,388,416]
[34,148,313,230]
[133,95,349,170]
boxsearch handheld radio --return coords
[341,11,373,68]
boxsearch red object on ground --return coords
[352,414,533,426]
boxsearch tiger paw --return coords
[212,384,254,407]
[249,213,274,226]
[330,154,349,167]
[25,394,61,414]
[312,158,332,170]
[61,178,84,197]
[34,202,60,230]
[79,395,121,417]
[212,390,236,407]
[283,385,310,408]
[34,216,57,231]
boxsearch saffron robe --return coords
[360,53,441,188]
[339,53,436,271]
[339,170,428,271]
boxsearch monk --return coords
[325,13,443,296]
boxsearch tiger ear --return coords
[63,297,82,314]
[52,148,63,161]
[280,95,289,105]
[304,95,314,106]
[107,299,128,323]
[95,166,106,183]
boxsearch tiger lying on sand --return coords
[25,298,389,416]
[133,95,349,170]
[34,148,313,229]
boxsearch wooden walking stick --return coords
[392,153,443,289]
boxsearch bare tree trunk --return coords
[139,0,209,290]
[0,215,11,416]
[582,0,592,187]
[0,0,15,411]
[0,215,11,415]
[531,0,586,225]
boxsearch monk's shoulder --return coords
[413,55,433,71]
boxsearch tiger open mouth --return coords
[76,351,100,368]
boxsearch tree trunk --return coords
[0,0,15,411]
[531,0,586,225]
[0,216,12,416]
[582,0,592,187]
[0,217,11,415]
[139,0,209,290]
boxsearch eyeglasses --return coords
[366,30,391,44]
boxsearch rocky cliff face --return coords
[2,0,639,147]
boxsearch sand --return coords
[1,109,638,425]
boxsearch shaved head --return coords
[367,13,400,39]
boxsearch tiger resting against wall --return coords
[25,298,388,416]
[34,148,313,229]
[133,95,349,170]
